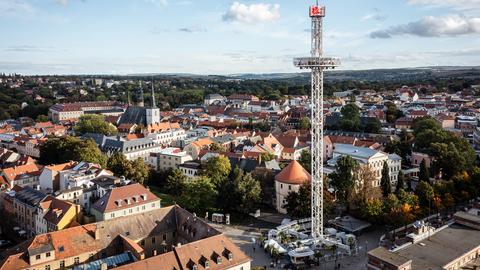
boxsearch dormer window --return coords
[192,265,197,270]
[216,257,222,265]
[115,200,121,207]
[141,194,147,201]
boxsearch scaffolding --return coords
[294,3,340,240]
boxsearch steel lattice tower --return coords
[294,3,340,239]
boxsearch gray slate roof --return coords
[118,106,147,126]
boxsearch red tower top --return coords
[309,5,325,17]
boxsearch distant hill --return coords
[227,66,480,82]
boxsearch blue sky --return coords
[0,0,479,75]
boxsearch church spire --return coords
[151,79,157,108]
[139,81,144,107]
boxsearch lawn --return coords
[148,185,175,206]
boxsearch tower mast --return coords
[294,3,340,239]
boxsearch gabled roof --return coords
[39,196,76,226]
[91,183,159,213]
[275,160,311,185]
[2,163,43,182]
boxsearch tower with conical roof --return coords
[146,80,160,125]
[274,160,311,214]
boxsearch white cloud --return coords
[407,0,480,10]
[370,15,480,38]
[144,0,168,6]
[0,0,35,16]
[223,2,280,24]
[361,9,387,22]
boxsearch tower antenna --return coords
[294,3,340,240]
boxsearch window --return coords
[74,257,80,264]
[36,255,41,260]
[163,234,167,241]
[46,252,51,257]
[141,240,145,246]
[59,260,65,268]
[45,265,50,270]
[152,237,156,244]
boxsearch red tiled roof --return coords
[2,163,43,182]
[91,183,159,213]
[275,160,311,185]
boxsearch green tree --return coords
[124,158,149,184]
[202,156,231,187]
[298,117,311,130]
[260,152,275,162]
[395,171,405,194]
[299,150,311,173]
[339,104,360,131]
[179,176,218,214]
[106,153,148,184]
[380,162,391,197]
[363,118,381,133]
[360,199,384,224]
[415,181,435,209]
[385,102,399,123]
[107,152,129,176]
[165,169,187,197]
[419,159,430,183]
[329,156,358,210]
[210,143,226,152]
[233,170,262,214]
[74,114,118,136]
[74,139,107,167]
[36,114,49,122]
[284,183,311,218]
[39,136,106,167]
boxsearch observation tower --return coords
[294,2,340,239]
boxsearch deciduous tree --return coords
[74,114,118,136]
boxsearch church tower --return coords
[146,80,160,125]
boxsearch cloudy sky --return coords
[0,0,479,75]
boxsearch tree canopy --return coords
[339,104,361,131]
[413,117,475,179]
[329,156,358,206]
[39,136,106,167]
[74,114,118,136]
[202,156,232,187]
[106,152,149,184]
